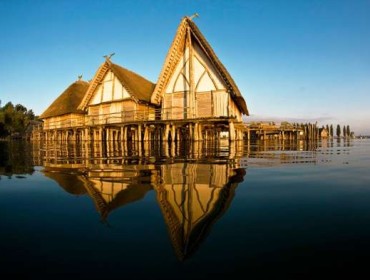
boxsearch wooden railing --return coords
[43,106,236,130]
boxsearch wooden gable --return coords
[89,69,131,105]
[152,17,249,117]
[79,60,155,111]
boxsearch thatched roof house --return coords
[151,16,249,116]
[40,16,249,142]
[40,80,89,119]
[78,59,156,111]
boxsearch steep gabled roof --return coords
[78,60,156,110]
[151,16,249,115]
[40,80,89,119]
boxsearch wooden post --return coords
[138,125,142,142]
[171,125,176,142]
[229,122,235,141]
[144,126,149,141]
[193,123,199,141]
[164,124,170,142]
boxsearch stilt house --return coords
[151,16,249,141]
[77,58,156,141]
[39,15,249,142]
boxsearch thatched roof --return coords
[40,80,89,119]
[78,60,155,110]
[151,16,249,115]
[111,63,156,103]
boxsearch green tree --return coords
[0,101,36,137]
[343,125,347,138]
[346,125,350,137]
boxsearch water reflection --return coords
[37,141,247,260]
[0,140,37,178]
[155,162,245,260]
[0,138,355,262]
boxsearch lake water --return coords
[1,139,370,279]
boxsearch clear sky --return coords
[0,0,369,134]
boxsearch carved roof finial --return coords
[103,52,115,61]
[188,13,199,21]
[78,74,83,81]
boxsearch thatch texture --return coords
[78,61,155,110]
[111,63,156,103]
[40,80,89,119]
[151,17,249,115]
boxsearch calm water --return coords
[1,139,370,279]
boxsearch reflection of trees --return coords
[155,163,246,260]
[0,141,35,178]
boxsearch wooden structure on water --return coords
[247,122,303,140]
[39,15,249,143]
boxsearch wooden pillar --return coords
[138,125,142,142]
[106,128,109,142]
[229,121,236,141]
[236,128,243,141]
[163,124,170,142]
[171,125,176,142]
[123,126,128,142]
[144,126,149,141]
[193,123,199,141]
[99,128,103,141]
[85,128,89,141]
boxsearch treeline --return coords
[0,101,38,138]
[324,124,353,138]
[289,122,354,140]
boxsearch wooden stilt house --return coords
[40,78,90,141]
[39,16,249,143]
[77,58,156,142]
[151,16,249,141]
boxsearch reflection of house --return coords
[39,141,246,260]
[154,163,245,260]
[39,16,249,142]
[42,165,156,222]
[320,128,328,139]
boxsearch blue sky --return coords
[0,0,369,134]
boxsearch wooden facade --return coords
[39,16,249,143]
[151,16,249,142]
